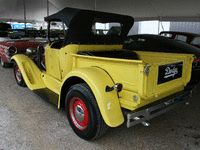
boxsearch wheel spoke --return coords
[15,66,22,82]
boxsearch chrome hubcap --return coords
[75,105,85,122]
[69,97,89,131]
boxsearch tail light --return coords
[114,83,123,92]
[193,57,200,65]
[106,83,123,92]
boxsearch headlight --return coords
[8,46,17,54]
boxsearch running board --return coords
[33,88,59,105]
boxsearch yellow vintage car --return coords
[12,7,196,140]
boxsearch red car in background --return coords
[160,31,200,48]
[0,39,43,67]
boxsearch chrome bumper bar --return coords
[127,86,196,128]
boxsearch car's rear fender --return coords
[11,54,45,90]
[60,67,124,127]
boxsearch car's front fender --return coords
[11,54,45,90]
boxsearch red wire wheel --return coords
[14,65,22,83]
[13,63,26,87]
[69,97,89,131]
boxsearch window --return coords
[174,35,187,42]
[92,22,121,35]
[191,37,200,45]
[49,21,67,41]
[49,21,68,48]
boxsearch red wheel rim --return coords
[69,97,89,131]
[15,65,22,83]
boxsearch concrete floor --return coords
[0,65,200,150]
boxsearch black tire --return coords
[65,83,108,140]
[13,63,26,87]
[1,57,10,68]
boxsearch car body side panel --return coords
[45,47,62,80]
[11,54,124,127]
[0,40,44,63]
[0,44,10,62]
[70,51,194,111]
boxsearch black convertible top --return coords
[45,7,134,46]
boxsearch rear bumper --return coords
[127,86,196,128]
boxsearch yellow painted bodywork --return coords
[12,54,46,90]
[71,51,194,110]
[11,43,194,127]
[61,67,124,127]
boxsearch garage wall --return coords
[170,22,200,34]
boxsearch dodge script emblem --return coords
[164,67,178,78]
[158,62,183,84]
